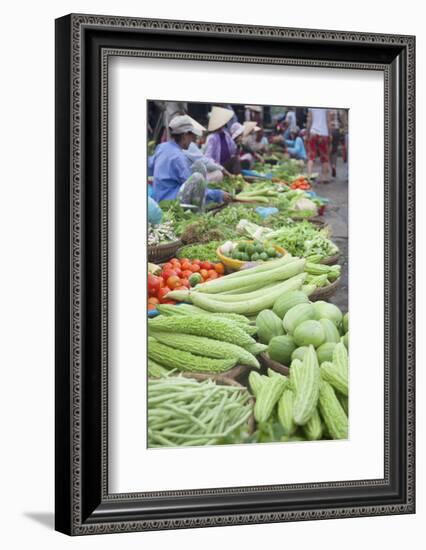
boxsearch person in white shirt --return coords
[306,108,332,183]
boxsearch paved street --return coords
[312,158,348,313]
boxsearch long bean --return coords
[148,376,252,448]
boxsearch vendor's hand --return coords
[222,192,233,203]
[223,169,233,178]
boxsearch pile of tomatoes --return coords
[290,176,311,190]
[147,257,225,311]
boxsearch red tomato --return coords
[191,259,201,265]
[207,269,217,278]
[166,275,181,289]
[170,258,181,268]
[200,269,209,280]
[148,273,161,295]
[162,268,177,281]
[180,278,190,288]
[214,263,225,275]
[200,261,212,270]
[158,278,165,289]
[157,287,171,301]
[163,262,173,271]
[173,267,182,278]
[179,257,189,264]
[147,303,157,311]
[148,297,160,305]
[190,264,201,273]
[206,275,218,281]
[181,269,193,279]
[180,261,192,271]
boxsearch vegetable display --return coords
[146,153,348,448]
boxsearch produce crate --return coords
[309,277,341,301]
[148,239,182,263]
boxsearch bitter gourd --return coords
[318,380,348,439]
[292,345,320,426]
[148,339,237,373]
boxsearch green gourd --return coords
[316,343,337,364]
[254,372,288,424]
[318,380,348,439]
[272,290,310,319]
[319,318,341,343]
[277,389,297,436]
[303,408,323,440]
[256,310,284,344]
[268,335,296,365]
[283,303,316,334]
[292,345,320,426]
[293,320,326,348]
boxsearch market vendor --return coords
[149,115,230,204]
[204,106,240,174]
[285,127,307,161]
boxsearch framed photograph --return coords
[55,14,415,536]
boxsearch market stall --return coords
[147,157,349,447]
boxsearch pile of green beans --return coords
[148,376,252,448]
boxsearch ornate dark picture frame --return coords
[55,14,415,536]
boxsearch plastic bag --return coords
[148,196,163,225]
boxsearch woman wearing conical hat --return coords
[204,106,239,173]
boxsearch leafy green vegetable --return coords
[177,241,223,262]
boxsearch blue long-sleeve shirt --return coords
[285,136,307,160]
[148,140,224,203]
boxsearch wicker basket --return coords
[290,216,327,229]
[216,241,287,271]
[258,352,289,376]
[320,251,340,266]
[148,239,182,263]
[309,277,341,301]
[178,364,251,384]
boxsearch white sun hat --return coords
[207,106,234,132]
[169,115,205,136]
[187,116,206,136]
[230,122,244,140]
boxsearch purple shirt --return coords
[204,130,237,165]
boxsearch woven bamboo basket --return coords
[148,239,182,263]
[320,250,340,266]
[309,277,341,301]
[258,352,289,376]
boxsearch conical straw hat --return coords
[243,121,261,137]
[208,106,234,132]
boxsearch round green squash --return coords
[319,318,341,343]
[316,342,337,364]
[255,309,284,344]
[283,303,316,334]
[291,346,309,362]
[342,312,349,334]
[268,335,296,365]
[313,301,343,327]
[272,290,310,320]
[293,320,326,348]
